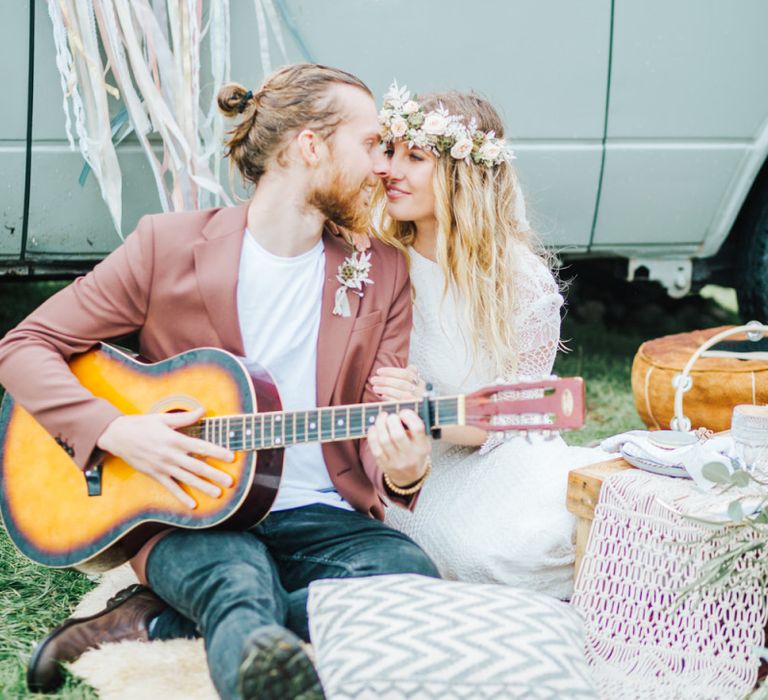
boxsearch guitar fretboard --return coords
[183,397,462,451]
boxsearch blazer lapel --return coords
[193,205,248,356]
[316,227,360,407]
[193,208,360,403]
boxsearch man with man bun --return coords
[0,63,437,700]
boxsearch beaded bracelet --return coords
[383,456,432,496]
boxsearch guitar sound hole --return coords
[150,395,204,416]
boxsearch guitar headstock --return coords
[464,377,584,432]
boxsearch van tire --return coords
[736,183,768,324]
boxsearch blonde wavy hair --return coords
[375,91,556,376]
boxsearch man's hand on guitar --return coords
[96,408,235,509]
[367,409,431,488]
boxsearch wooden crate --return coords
[566,457,634,578]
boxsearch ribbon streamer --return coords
[46,0,308,237]
[333,286,352,318]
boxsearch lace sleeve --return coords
[479,252,563,455]
[512,256,563,379]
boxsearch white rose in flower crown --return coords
[450,137,474,160]
[423,112,448,136]
[390,116,408,138]
[478,140,502,163]
[445,121,466,140]
[402,100,420,115]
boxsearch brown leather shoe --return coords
[27,583,167,693]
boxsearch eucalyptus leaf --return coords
[728,500,745,522]
[702,461,732,484]
[730,470,752,488]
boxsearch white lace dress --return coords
[385,246,603,599]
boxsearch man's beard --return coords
[307,165,372,233]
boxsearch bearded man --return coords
[0,63,437,700]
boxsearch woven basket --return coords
[631,325,768,432]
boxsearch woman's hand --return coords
[367,409,431,487]
[370,365,487,449]
[369,364,427,402]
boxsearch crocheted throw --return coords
[573,470,767,700]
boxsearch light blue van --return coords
[3,1,767,320]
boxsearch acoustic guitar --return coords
[0,344,584,572]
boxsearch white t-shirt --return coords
[236,229,352,511]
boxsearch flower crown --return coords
[378,82,515,168]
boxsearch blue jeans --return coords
[146,504,439,700]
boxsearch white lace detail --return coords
[508,251,562,380]
[482,247,562,454]
[478,430,505,455]
[385,246,604,596]
[405,244,562,398]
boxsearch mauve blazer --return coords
[0,205,416,534]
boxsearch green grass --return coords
[556,319,647,446]
[555,283,740,446]
[0,281,96,699]
[0,535,96,699]
[0,279,740,698]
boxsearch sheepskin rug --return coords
[67,564,217,700]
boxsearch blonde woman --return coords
[368,85,601,599]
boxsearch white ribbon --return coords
[333,286,351,318]
[46,0,235,238]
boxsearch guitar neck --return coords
[183,397,464,451]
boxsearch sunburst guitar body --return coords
[0,345,280,572]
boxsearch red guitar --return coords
[0,344,584,572]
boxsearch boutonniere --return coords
[333,250,374,317]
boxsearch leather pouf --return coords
[631,326,768,432]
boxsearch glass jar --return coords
[731,405,768,475]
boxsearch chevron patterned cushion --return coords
[308,574,597,700]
